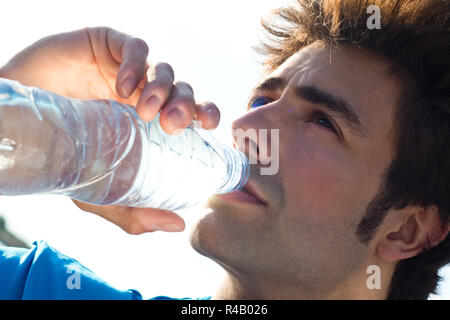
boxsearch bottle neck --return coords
[216,144,249,194]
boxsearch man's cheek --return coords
[285,160,357,218]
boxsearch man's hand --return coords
[0,27,220,234]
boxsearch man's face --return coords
[190,43,404,293]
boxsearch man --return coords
[0,0,449,300]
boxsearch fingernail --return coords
[145,95,162,113]
[153,223,182,232]
[206,105,217,117]
[167,108,184,130]
[121,75,136,97]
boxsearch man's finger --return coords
[194,102,221,130]
[136,62,175,122]
[106,28,150,98]
[159,81,196,135]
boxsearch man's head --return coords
[190,0,450,299]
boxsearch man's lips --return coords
[242,181,267,205]
[216,181,267,206]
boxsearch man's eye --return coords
[249,96,272,109]
[313,113,338,134]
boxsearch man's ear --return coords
[377,206,449,263]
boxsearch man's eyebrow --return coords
[253,77,287,92]
[296,86,365,136]
[251,77,366,137]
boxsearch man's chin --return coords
[189,195,268,259]
[188,205,224,260]
[189,197,245,259]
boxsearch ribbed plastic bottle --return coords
[0,78,249,210]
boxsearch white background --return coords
[0,0,448,299]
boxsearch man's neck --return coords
[211,268,393,300]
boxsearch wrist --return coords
[0,64,17,81]
[0,66,7,79]
[0,62,32,87]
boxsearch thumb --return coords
[72,199,185,234]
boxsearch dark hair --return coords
[259,0,450,299]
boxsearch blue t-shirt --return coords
[0,240,211,300]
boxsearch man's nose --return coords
[231,105,279,166]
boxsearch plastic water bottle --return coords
[0,78,249,210]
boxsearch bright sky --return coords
[0,0,448,300]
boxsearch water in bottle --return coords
[0,78,249,210]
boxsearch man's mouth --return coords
[216,181,267,206]
[242,181,267,205]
